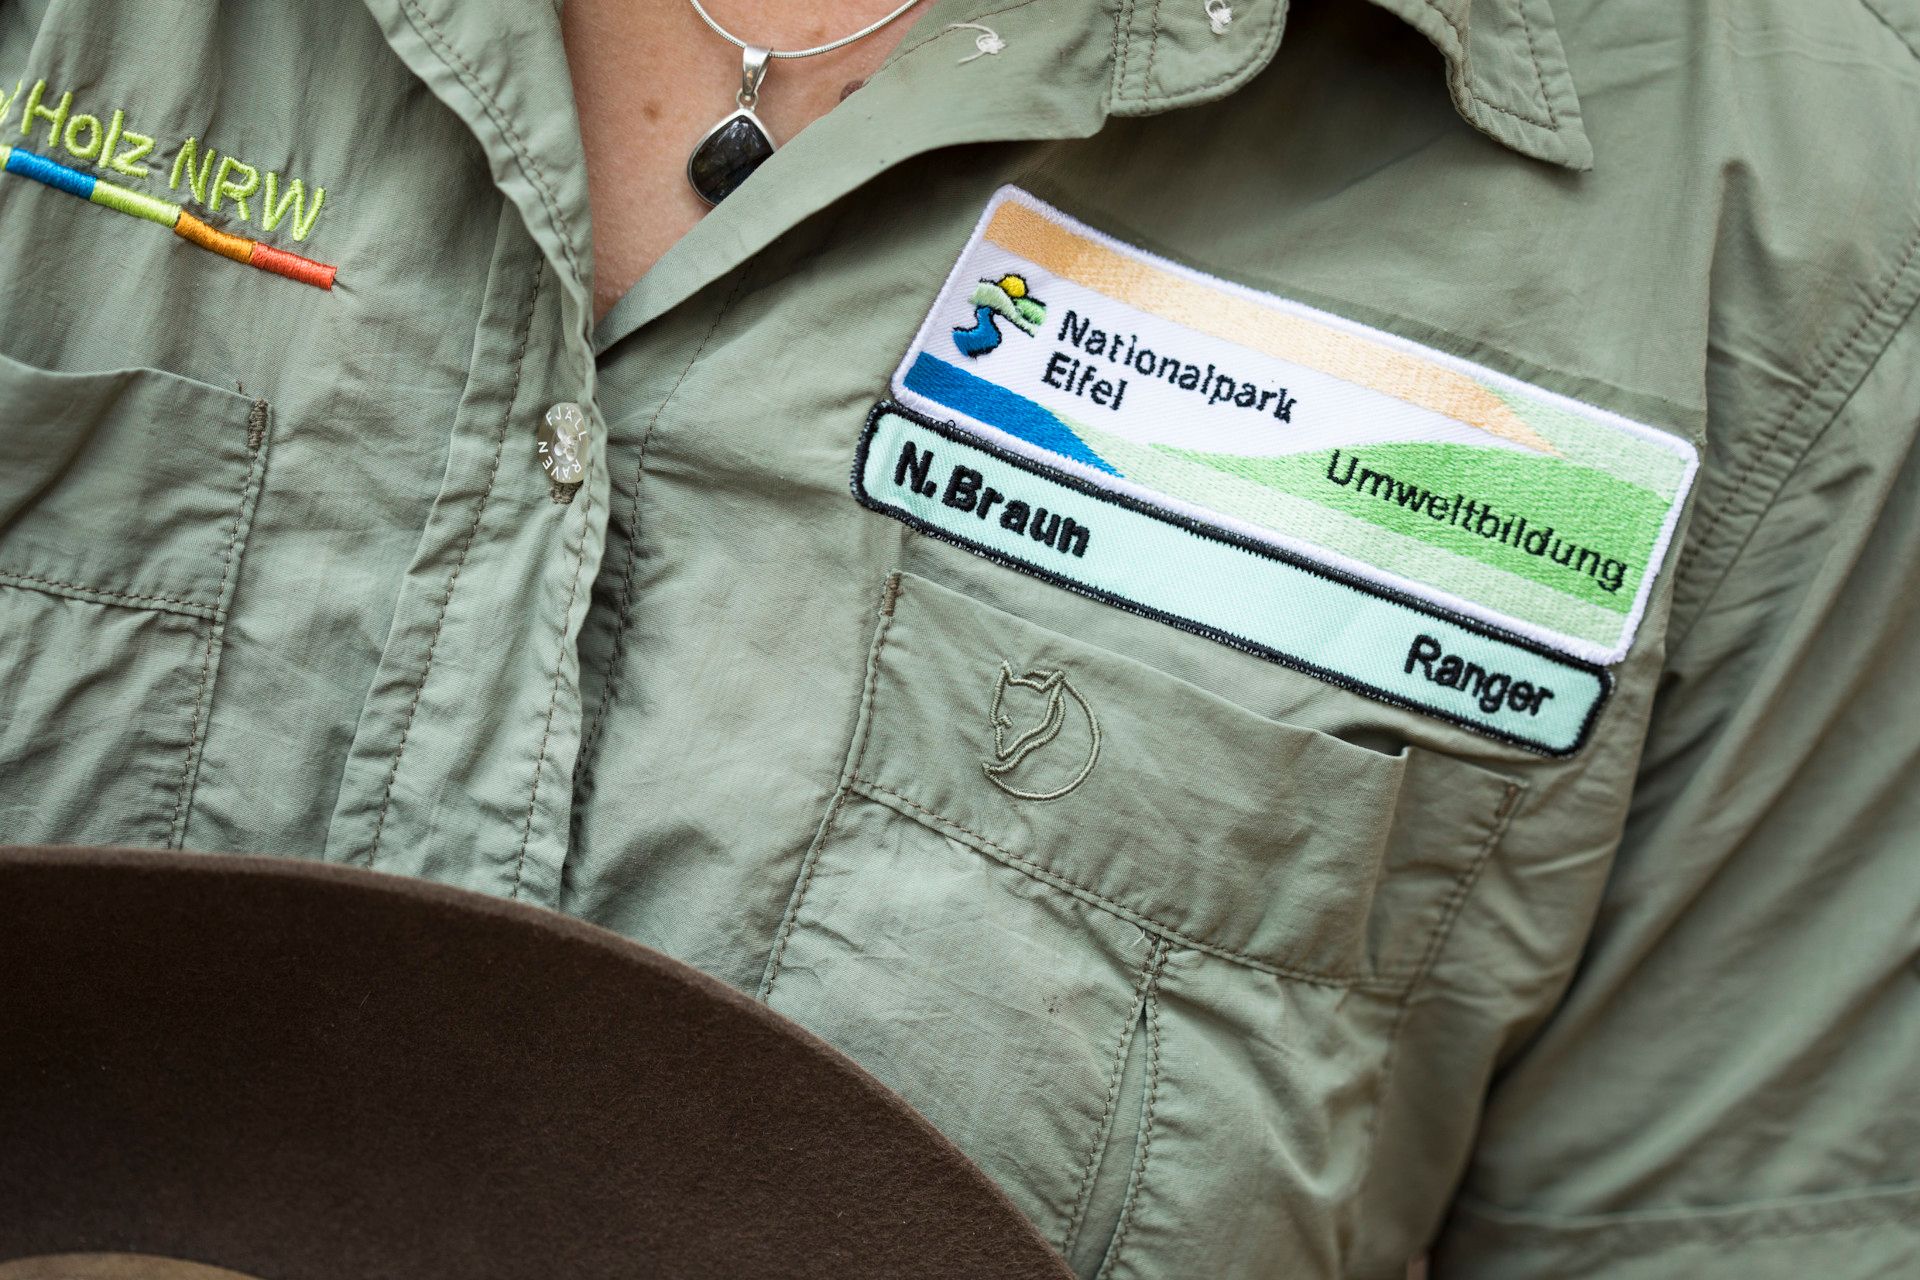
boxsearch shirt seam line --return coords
[1058,939,1162,1257]
[393,0,588,293]
[1142,0,1166,100]
[1129,0,1285,106]
[1110,0,1138,106]
[757,574,902,1004]
[1670,212,1920,649]
[847,773,1417,991]
[1348,777,1527,1260]
[0,569,218,619]
[1859,0,1920,62]
[1450,1181,1920,1241]
[1419,0,1559,133]
[573,269,755,839]
[1514,0,1562,129]
[165,404,268,849]
[363,260,546,868]
[510,480,594,901]
[1093,955,1165,1280]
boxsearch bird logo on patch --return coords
[952,272,1047,358]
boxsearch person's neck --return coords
[563,0,921,320]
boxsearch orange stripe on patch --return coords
[174,210,256,264]
[250,242,337,290]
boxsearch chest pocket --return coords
[761,571,1523,1280]
[0,350,268,848]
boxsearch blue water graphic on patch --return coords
[902,353,1119,476]
[951,304,1005,357]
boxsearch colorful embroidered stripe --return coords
[893,186,1700,666]
[980,197,1557,453]
[856,404,1610,756]
[0,144,336,290]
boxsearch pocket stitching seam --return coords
[1348,777,1528,1259]
[849,774,1410,991]
[0,568,217,617]
[575,267,754,842]
[1060,934,1165,1257]
[1095,950,1166,1280]
[760,577,903,1002]
[164,405,267,847]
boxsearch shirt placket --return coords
[323,0,607,906]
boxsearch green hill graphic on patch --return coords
[1164,442,1669,612]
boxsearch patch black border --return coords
[852,400,1613,757]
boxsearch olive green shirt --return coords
[1,0,1916,1275]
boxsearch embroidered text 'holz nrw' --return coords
[889,186,1699,672]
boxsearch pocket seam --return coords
[0,355,262,610]
[1060,935,1167,1257]
[164,400,270,847]
[1095,952,1166,1280]
[759,576,904,1003]
[0,567,217,618]
[849,774,1410,992]
[1349,774,1528,1241]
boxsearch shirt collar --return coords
[360,0,597,371]
[357,0,1593,355]
[1112,0,1591,170]
[1359,0,1592,169]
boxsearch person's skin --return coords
[563,0,921,320]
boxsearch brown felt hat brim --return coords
[0,845,1072,1280]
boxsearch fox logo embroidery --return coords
[982,662,1099,801]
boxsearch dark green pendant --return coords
[686,109,775,206]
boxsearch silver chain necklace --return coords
[684,0,927,205]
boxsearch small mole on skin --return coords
[643,101,662,121]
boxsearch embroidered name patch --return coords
[891,186,1698,667]
[856,404,1609,755]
